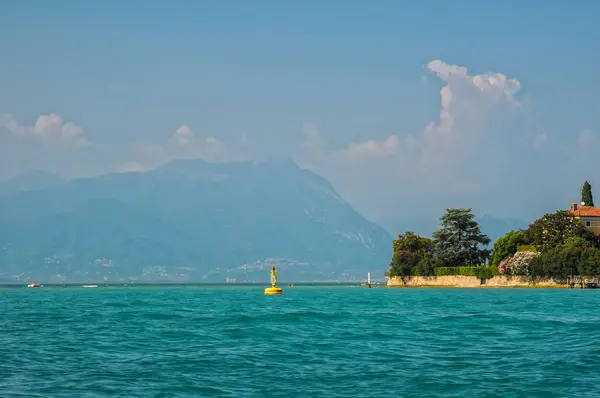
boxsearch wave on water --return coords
[1,287,600,397]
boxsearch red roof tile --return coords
[569,206,600,217]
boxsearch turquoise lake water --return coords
[2,286,600,397]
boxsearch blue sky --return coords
[1,1,600,233]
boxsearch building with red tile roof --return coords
[569,202,600,235]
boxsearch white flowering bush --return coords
[497,251,538,276]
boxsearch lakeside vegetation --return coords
[388,181,600,282]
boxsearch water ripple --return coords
[1,287,600,397]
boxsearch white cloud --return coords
[0,111,96,180]
[168,125,227,160]
[168,124,224,155]
[0,112,89,146]
[116,161,146,173]
[301,122,325,152]
[118,124,248,173]
[295,59,581,231]
[301,122,400,160]
[0,114,20,133]
[172,124,194,147]
[426,60,468,80]
[337,136,399,159]
[426,60,521,102]
[3,59,597,238]
[421,60,523,168]
[309,60,525,174]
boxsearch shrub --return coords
[475,267,495,280]
[389,250,421,277]
[389,231,435,277]
[432,266,498,279]
[497,251,539,276]
[490,230,528,267]
[433,267,453,276]
[434,267,475,277]
[529,236,600,280]
[498,258,510,274]
[416,257,435,276]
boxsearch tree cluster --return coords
[390,181,600,281]
[491,210,600,280]
[390,232,434,276]
[530,236,600,280]
[389,208,492,277]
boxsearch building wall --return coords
[576,216,600,235]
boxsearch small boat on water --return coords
[81,285,98,288]
[27,281,41,288]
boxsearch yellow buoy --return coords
[264,264,283,295]
[264,287,282,295]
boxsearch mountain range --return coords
[0,158,531,284]
[0,158,393,283]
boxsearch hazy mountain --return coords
[0,158,392,283]
[0,170,66,196]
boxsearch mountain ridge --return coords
[0,158,392,283]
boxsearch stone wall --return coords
[387,275,566,288]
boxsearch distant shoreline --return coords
[0,281,367,288]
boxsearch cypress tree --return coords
[582,181,594,207]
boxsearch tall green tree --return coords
[432,208,491,266]
[525,210,599,253]
[582,181,595,207]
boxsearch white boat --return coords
[27,281,41,288]
[81,284,98,288]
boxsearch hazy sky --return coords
[1,1,599,233]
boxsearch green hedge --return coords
[434,266,500,278]
[389,265,500,279]
[435,266,479,276]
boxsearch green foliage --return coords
[393,232,433,256]
[525,210,599,253]
[416,256,436,276]
[516,245,537,252]
[529,236,600,280]
[389,251,419,277]
[389,232,433,277]
[582,181,595,207]
[388,264,499,279]
[387,201,600,281]
[490,230,528,267]
[432,266,498,279]
[434,266,478,276]
[432,208,491,267]
[475,267,496,280]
